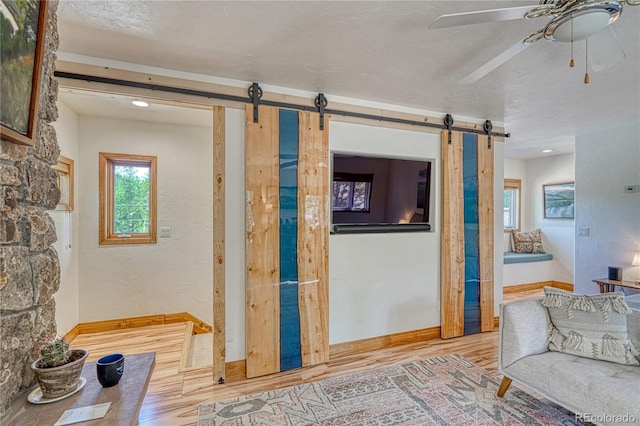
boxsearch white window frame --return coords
[504,178,521,231]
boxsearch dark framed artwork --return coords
[543,182,575,219]
[1,0,48,145]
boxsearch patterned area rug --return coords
[198,354,583,425]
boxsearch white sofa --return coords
[497,297,640,426]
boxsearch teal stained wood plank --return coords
[463,133,480,335]
[279,109,302,371]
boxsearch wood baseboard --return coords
[64,312,212,341]
[63,324,81,342]
[225,359,246,381]
[329,326,441,359]
[223,327,442,382]
[165,313,212,334]
[503,280,573,294]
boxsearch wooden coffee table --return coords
[3,352,155,426]
[593,278,640,293]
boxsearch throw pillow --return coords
[511,229,545,253]
[541,286,640,366]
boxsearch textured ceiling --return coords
[56,1,640,159]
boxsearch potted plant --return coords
[30,337,89,399]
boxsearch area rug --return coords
[198,354,582,425]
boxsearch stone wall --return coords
[0,0,61,416]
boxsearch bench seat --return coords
[503,252,553,264]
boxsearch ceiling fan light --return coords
[543,1,622,42]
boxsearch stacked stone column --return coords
[0,0,61,416]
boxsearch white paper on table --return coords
[54,402,112,426]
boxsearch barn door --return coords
[245,105,329,378]
[440,130,494,338]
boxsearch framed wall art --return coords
[1,0,49,145]
[543,182,575,219]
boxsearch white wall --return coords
[329,122,441,343]
[76,115,214,323]
[51,101,81,335]
[526,153,575,284]
[575,123,640,295]
[224,108,246,361]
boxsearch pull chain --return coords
[570,18,575,67]
[584,38,590,84]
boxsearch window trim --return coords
[99,152,157,245]
[53,155,74,211]
[504,178,521,232]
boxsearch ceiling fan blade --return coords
[585,26,626,72]
[429,5,539,29]
[460,39,531,85]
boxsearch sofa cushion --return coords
[511,229,545,253]
[542,286,640,366]
[504,351,640,422]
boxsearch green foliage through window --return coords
[113,165,150,233]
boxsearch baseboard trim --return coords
[63,324,81,342]
[503,280,573,294]
[223,327,443,382]
[329,326,441,359]
[225,360,246,381]
[64,312,212,341]
[165,313,212,334]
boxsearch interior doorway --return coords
[52,87,222,376]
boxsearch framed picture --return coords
[543,182,575,219]
[1,0,49,146]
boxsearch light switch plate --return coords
[159,227,171,237]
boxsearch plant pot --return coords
[30,349,89,399]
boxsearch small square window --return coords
[504,178,521,231]
[99,152,157,245]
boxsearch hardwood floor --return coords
[70,289,543,425]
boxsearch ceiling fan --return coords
[429,0,639,84]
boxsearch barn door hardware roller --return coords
[443,114,454,144]
[315,93,327,130]
[248,82,263,123]
[483,120,493,149]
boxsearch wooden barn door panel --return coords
[440,130,494,338]
[245,105,329,378]
[440,130,465,339]
[297,111,329,367]
[245,105,280,378]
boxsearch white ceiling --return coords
[56,1,640,159]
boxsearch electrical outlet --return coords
[624,185,639,193]
[159,227,172,237]
[577,228,589,237]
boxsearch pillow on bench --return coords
[511,229,545,254]
[541,286,640,366]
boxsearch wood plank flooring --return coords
[70,288,543,425]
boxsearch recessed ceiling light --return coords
[542,149,554,153]
[131,100,149,108]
